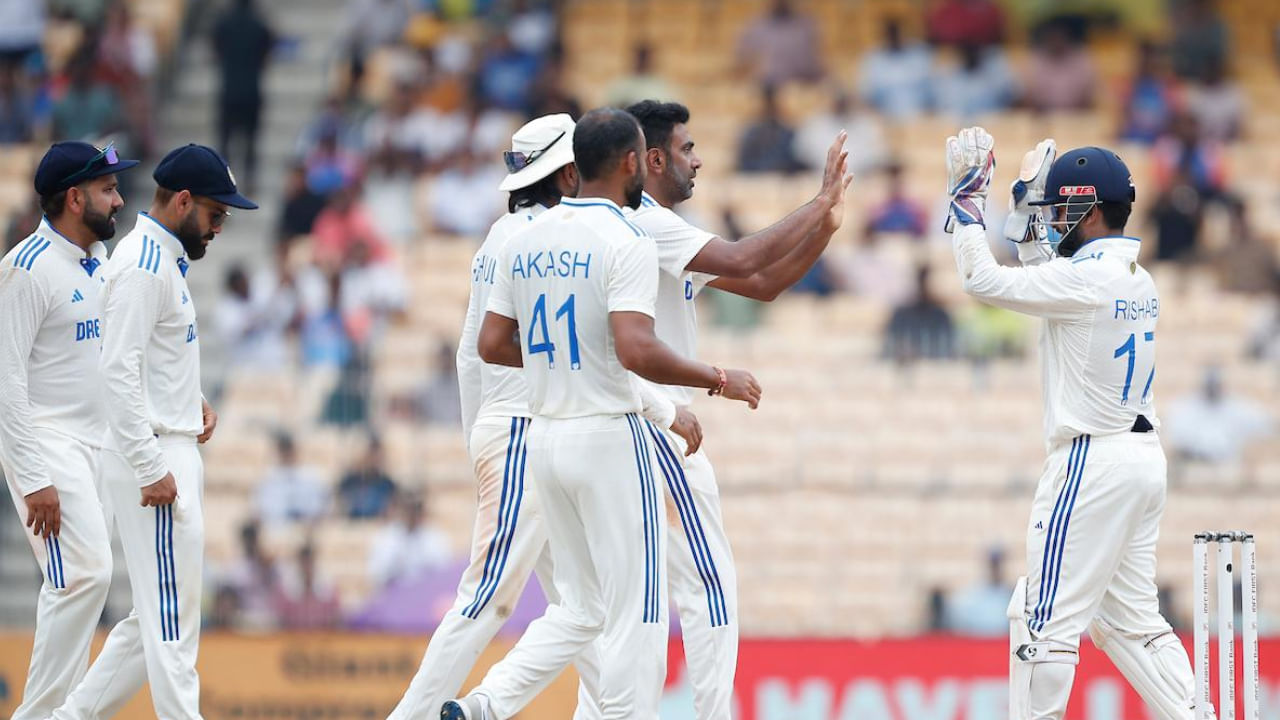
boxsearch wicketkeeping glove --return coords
[1002,138,1057,244]
[944,126,995,232]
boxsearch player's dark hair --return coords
[154,186,176,205]
[625,100,691,153]
[39,190,68,218]
[1098,202,1131,232]
[508,170,564,213]
[573,108,642,182]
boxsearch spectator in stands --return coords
[735,0,823,86]
[337,434,398,520]
[217,262,296,371]
[1247,273,1280,361]
[255,432,329,524]
[299,270,355,369]
[368,493,451,590]
[1148,168,1203,263]
[427,149,505,236]
[957,304,1029,361]
[303,127,363,197]
[4,196,41,253]
[213,0,275,189]
[298,95,366,161]
[0,0,43,64]
[52,48,124,142]
[859,19,933,120]
[932,44,1017,120]
[795,91,886,175]
[844,230,913,306]
[362,80,431,177]
[1023,20,1096,113]
[883,265,956,362]
[340,0,410,69]
[0,60,35,142]
[1170,0,1228,80]
[218,520,280,630]
[926,0,1005,49]
[205,585,243,630]
[279,164,327,245]
[1151,112,1227,199]
[736,84,803,174]
[475,31,542,114]
[529,42,584,120]
[606,44,675,108]
[1214,201,1278,295]
[1117,41,1181,145]
[504,0,557,56]
[339,237,407,348]
[410,343,464,426]
[866,162,928,240]
[1165,367,1273,465]
[1185,61,1244,143]
[100,0,158,155]
[946,548,1012,637]
[272,544,342,630]
[311,180,391,271]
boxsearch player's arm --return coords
[476,249,524,368]
[0,268,60,537]
[100,268,172,496]
[685,132,848,278]
[456,282,485,442]
[633,378,702,455]
[1002,139,1058,268]
[708,164,850,300]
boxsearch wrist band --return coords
[708,366,727,397]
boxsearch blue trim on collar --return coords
[137,211,182,243]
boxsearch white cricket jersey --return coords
[100,212,203,486]
[0,219,108,495]
[626,192,717,405]
[486,197,659,419]
[457,205,544,440]
[953,225,1160,448]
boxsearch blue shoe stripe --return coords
[471,417,528,618]
[627,414,661,623]
[1032,437,1080,630]
[1040,435,1090,630]
[646,422,727,628]
[462,417,520,619]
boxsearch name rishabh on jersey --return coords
[485,197,659,419]
[954,226,1161,446]
[626,192,718,406]
[0,219,109,494]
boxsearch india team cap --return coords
[34,141,140,196]
[499,113,576,192]
[153,143,259,209]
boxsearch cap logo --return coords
[1060,185,1096,196]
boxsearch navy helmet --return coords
[1029,146,1135,256]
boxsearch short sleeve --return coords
[637,206,716,279]
[485,243,516,319]
[607,237,659,317]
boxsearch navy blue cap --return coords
[34,141,140,196]
[1031,146,1136,206]
[153,144,258,209]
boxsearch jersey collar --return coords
[1072,235,1141,259]
[561,196,623,212]
[135,212,189,266]
[37,216,106,263]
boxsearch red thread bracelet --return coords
[708,366,727,397]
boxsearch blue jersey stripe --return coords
[647,422,727,627]
[23,239,51,270]
[1039,435,1090,629]
[14,236,41,268]
[138,238,149,269]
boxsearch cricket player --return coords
[444,108,760,720]
[52,144,258,720]
[390,114,700,719]
[943,127,1197,720]
[0,141,138,720]
[624,100,850,719]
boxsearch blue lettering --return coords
[512,251,593,282]
[186,323,198,343]
[685,280,694,300]
[1114,297,1159,321]
[74,319,100,341]
[512,253,526,280]
[571,252,591,279]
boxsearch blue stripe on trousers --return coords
[474,417,528,617]
[166,505,179,641]
[463,417,526,619]
[625,414,660,623]
[1032,435,1091,632]
[53,536,64,589]
[156,506,169,641]
[645,421,727,628]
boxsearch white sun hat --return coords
[498,113,576,192]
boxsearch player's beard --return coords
[82,198,118,241]
[624,168,645,210]
[672,165,694,202]
[176,209,212,260]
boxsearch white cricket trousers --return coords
[53,435,205,720]
[474,413,668,720]
[3,430,112,720]
[387,416,605,720]
[644,420,738,720]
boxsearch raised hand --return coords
[944,127,996,231]
[1003,138,1057,244]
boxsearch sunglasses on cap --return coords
[61,143,121,185]
[503,131,566,174]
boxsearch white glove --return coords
[944,127,996,232]
[1002,138,1057,244]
